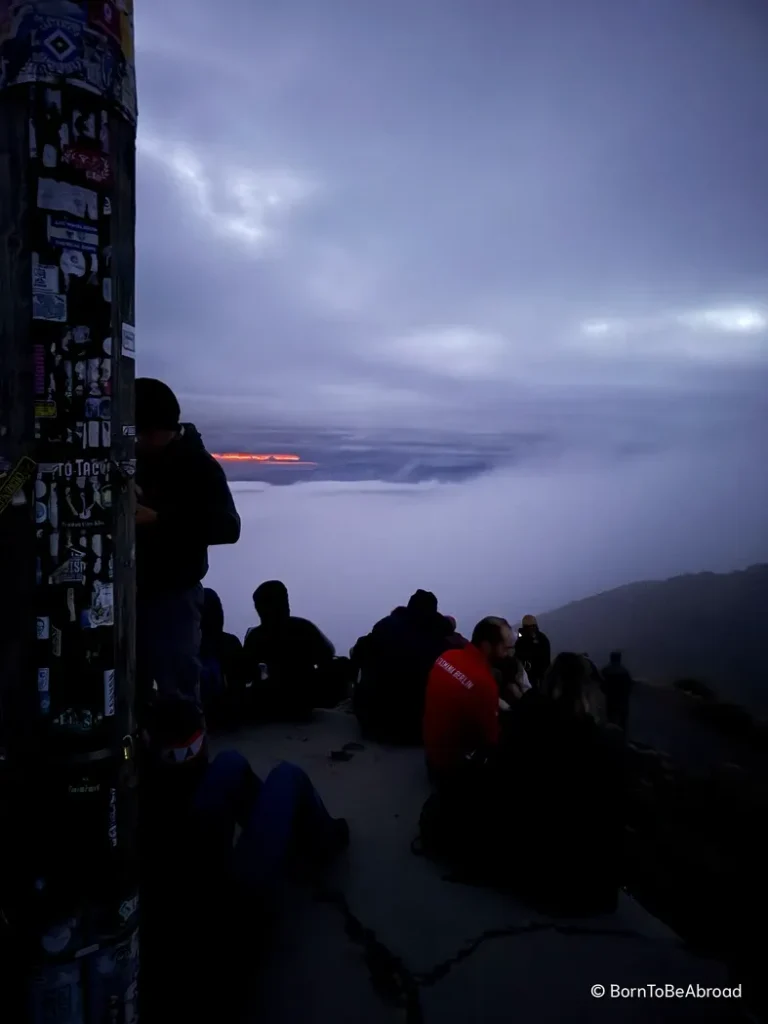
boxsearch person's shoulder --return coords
[291,615,322,633]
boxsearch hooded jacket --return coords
[136,424,241,594]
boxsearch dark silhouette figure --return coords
[200,588,245,720]
[514,614,551,687]
[351,590,454,743]
[135,378,240,707]
[242,580,336,720]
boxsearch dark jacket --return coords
[136,423,240,594]
[242,617,336,718]
[352,607,454,742]
[514,630,551,686]
[201,588,245,692]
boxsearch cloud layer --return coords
[133,0,768,433]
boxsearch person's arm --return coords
[306,621,335,663]
[154,454,241,547]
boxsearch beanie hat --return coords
[135,377,181,432]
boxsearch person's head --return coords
[444,615,457,632]
[406,589,439,619]
[143,698,209,774]
[201,587,224,637]
[520,614,539,638]
[609,650,622,666]
[542,652,600,718]
[135,377,181,452]
[253,579,290,624]
[471,616,515,668]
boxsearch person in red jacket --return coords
[423,616,515,782]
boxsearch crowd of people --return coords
[134,377,636,1017]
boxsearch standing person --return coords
[242,580,336,720]
[514,614,551,688]
[135,378,241,707]
[600,650,634,731]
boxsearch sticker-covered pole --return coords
[0,2,139,1020]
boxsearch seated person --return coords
[242,580,336,720]
[418,649,625,915]
[199,587,245,722]
[422,616,515,785]
[140,698,349,1020]
[351,590,455,743]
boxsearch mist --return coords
[206,440,768,652]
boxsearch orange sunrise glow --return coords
[213,453,317,466]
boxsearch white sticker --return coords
[88,421,100,448]
[61,250,86,277]
[102,278,112,303]
[103,337,112,355]
[103,196,112,216]
[121,323,135,359]
[37,668,50,693]
[91,581,114,628]
[33,292,67,322]
[33,262,59,293]
[37,178,98,221]
[52,626,62,657]
[37,616,50,640]
[42,143,57,168]
[48,216,98,253]
[122,424,135,437]
[104,669,115,717]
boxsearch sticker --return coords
[51,626,62,657]
[35,479,47,498]
[47,216,98,253]
[40,694,52,715]
[90,581,114,628]
[50,549,86,585]
[37,668,50,693]
[102,278,112,303]
[72,110,97,144]
[121,323,135,359]
[37,616,50,640]
[103,337,112,355]
[119,459,136,478]
[108,787,118,846]
[104,670,115,717]
[29,118,38,158]
[42,143,57,168]
[61,250,86,277]
[34,345,46,394]
[33,262,59,293]
[67,589,77,621]
[48,459,108,479]
[61,147,111,184]
[35,501,48,524]
[37,179,98,221]
[33,292,67,322]
[101,422,111,447]
[103,197,112,216]
[88,421,100,447]
[0,456,36,516]
[35,401,57,418]
[122,425,135,437]
[119,894,138,922]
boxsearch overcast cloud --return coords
[134,0,768,431]
[133,1,768,636]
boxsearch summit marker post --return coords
[0,1,140,1018]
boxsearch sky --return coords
[135,0,768,431]
[133,0,768,638]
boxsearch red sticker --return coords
[88,0,122,45]
[61,147,111,184]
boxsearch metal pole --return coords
[0,2,139,1020]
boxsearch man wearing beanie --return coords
[134,377,241,705]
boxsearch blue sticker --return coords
[47,216,98,253]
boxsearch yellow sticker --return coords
[0,456,37,516]
[34,401,57,418]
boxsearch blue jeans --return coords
[136,584,204,703]
[193,751,338,897]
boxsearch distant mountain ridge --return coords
[537,564,768,712]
